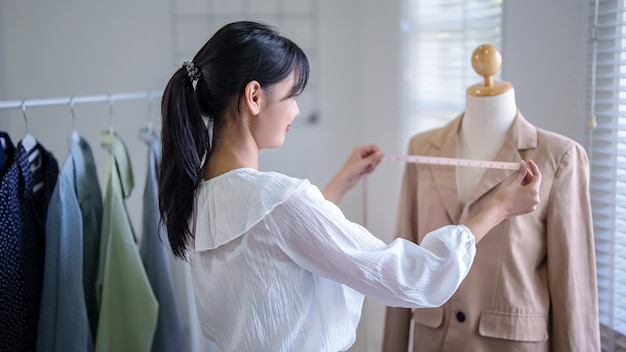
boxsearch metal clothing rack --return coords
[0,90,162,111]
[0,88,317,125]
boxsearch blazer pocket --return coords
[412,307,444,328]
[478,311,548,342]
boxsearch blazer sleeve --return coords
[546,143,600,351]
[383,142,419,352]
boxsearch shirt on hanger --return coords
[0,139,58,351]
[72,137,104,341]
[95,131,157,352]
[138,128,183,352]
[38,136,94,352]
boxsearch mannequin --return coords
[458,44,517,203]
[383,44,600,351]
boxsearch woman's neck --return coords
[202,127,260,181]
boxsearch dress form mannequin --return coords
[384,43,599,352]
[458,45,517,204]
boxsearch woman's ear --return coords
[243,80,263,116]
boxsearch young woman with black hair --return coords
[159,20,541,352]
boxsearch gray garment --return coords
[38,136,101,352]
[74,136,104,339]
[138,128,183,352]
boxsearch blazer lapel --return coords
[428,117,464,223]
[461,111,538,218]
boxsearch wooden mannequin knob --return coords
[466,44,513,96]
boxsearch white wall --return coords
[0,0,173,235]
[0,1,590,351]
[348,1,403,351]
[502,0,589,143]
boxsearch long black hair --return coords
[159,21,310,259]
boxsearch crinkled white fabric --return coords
[189,168,476,352]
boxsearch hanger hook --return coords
[21,99,29,134]
[108,93,114,134]
[147,91,154,131]
[69,96,77,130]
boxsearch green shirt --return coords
[95,131,158,352]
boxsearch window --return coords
[587,0,626,350]
[399,0,503,141]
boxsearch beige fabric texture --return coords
[383,112,600,352]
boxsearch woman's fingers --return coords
[527,159,541,186]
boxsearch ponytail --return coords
[159,68,209,259]
[159,21,309,259]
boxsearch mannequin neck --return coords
[456,88,517,205]
[460,88,517,142]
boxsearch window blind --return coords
[587,0,626,350]
[400,0,503,137]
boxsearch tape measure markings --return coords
[383,155,520,170]
[362,155,521,228]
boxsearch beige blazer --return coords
[383,112,600,352]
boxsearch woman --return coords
[159,20,541,352]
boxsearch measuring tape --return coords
[382,154,520,170]
[361,154,522,228]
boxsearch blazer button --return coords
[456,311,466,323]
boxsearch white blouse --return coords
[189,168,475,352]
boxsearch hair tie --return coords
[183,61,201,82]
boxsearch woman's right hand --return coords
[464,160,541,241]
[492,159,542,218]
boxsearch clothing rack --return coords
[0,89,317,124]
[0,90,162,111]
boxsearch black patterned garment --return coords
[0,138,58,351]
[0,132,15,177]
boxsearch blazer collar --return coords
[426,110,537,223]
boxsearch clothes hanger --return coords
[20,100,44,192]
[20,100,39,163]
[70,96,80,142]
[108,93,115,135]
[147,91,154,133]
[139,91,156,142]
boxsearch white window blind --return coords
[400,0,503,138]
[587,0,626,350]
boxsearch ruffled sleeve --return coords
[267,181,476,309]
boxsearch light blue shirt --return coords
[38,136,99,352]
